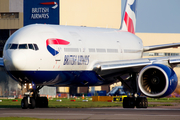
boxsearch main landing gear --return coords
[21,85,48,109]
[117,73,148,108]
[123,96,148,108]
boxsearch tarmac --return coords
[0,106,180,120]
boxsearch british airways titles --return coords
[63,55,90,65]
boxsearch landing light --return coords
[29,83,32,89]
[23,83,33,89]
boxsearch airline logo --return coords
[24,0,59,26]
[40,2,58,9]
[122,0,137,34]
[46,38,70,56]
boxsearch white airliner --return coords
[1,0,180,109]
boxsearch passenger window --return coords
[19,44,28,49]
[28,44,34,50]
[10,44,18,49]
[33,44,39,50]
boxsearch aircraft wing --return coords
[93,56,180,76]
[143,43,180,52]
[0,57,4,67]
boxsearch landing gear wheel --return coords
[36,97,48,108]
[136,97,148,108]
[123,97,135,108]
[29,97,36,109]
[21,97,28,109]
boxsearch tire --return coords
[36,97,48,108]
[123,97,135,108]
[136,97,142,108]
[142,97,148,108]
[21,97,28,109]
[136,97,148,108]
[29,97,36,109]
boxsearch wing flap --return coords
[94,59,150,71]
[169,58,180,64]
[93,56,180,76]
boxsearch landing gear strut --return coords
[21,85,48,109]
[117,73,148,108]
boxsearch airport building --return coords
[0,0,180,96]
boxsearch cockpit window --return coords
[7,43,39,51]
[5,44,11,50]
[28,44,34,50]
[33,44,39,50]
[10,44,18,49]
[19,44,28,49]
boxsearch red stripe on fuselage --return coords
[46,38,70,46]
[124,12,135,34]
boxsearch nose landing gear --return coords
[21,85,48,109]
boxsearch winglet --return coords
[120,0,137,34]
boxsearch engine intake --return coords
[138,64,178,98]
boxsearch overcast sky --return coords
[121,0,180,33]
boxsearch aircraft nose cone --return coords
[4,51,26,71]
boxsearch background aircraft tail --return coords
[120,0,137,34]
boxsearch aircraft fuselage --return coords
[3,24,143,86]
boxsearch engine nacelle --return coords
[138,64,178,98]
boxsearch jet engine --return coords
[138,64,178,98]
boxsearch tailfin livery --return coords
[120,0,137,34]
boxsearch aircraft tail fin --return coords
[120,0,137,34]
